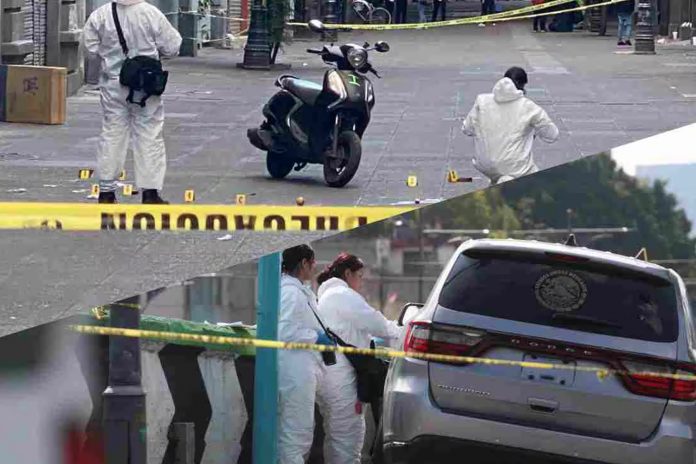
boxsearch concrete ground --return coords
[2,17,696,336]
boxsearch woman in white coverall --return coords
[462,66,560,185]
[82,0,182,204]
[316,253,402,464]
[278,244,335,464]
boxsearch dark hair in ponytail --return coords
[281,244,315,275]
[504,66,528,91]
[317,252,364,286]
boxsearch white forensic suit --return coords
[278,274,327,464]
[462,77,559,185]
[316,277,402,464]
[82,0,182,193]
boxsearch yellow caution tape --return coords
[287,0,629,30]
[0,202,415,232]
[71,324,696,382]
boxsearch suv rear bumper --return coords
[382,360,696,464]
[384,436,610,464]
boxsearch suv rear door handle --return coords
[528,398,558,413]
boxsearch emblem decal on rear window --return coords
[535,270,588,312]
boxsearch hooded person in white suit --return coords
[316,253,402,463]
[462,66,559,185]
[83,0,182,204]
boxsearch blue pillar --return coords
[253,252,280,464]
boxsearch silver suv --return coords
[378,238,696,464]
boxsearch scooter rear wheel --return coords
[324,131,362,188]
[266,151,295,179]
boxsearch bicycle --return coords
[351,0,392,24]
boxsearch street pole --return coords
[238,0,272,69]
[253,253,280,464]
[566,208,573,235]
[417,210,424,303]
[634,0,657,54]
[103,295,146,464]
[322,0,339,41]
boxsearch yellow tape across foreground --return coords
[287,0,629,30]
[0,202,415,232]
[72,324,696,382]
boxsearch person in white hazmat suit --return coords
[82,0,182,204]
[462,66,559,185]
[278,244,336,464]
[315,253,402,463]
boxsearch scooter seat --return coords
[281,77,323,106]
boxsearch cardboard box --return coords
[0,65,67,125]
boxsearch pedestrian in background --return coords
[532,0,548,31]
[432,0,447,21]
[83,0,181,204]
[478,0,496,27]
[462,66,559,185]
[277,244,336,464]
[616,0,634,46]
[417,0,429,23]
[395,0,408,23]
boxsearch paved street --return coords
[2,17,696,335]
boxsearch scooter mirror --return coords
[375,41,390,52]
[308,19,325,33]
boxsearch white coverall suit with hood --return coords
[278,274,328,464]
[82,0,182,193]
[316,277,402,464]
[462,77,560,185]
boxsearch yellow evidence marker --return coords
[184,190,196,203]
[79,169,94,180]
[447,169,459,183]
[406,176,418,188]
[235,194,247,205]
[119,170,126,181]
[123,184,134,196]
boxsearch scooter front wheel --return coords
[266,151,295,179]
[324,131,362,188]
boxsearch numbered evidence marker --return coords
[88,184,100,198]
[79,169,94,180]
[447,169,459,183]
[446,169,474,183]
[184,190,196,203]
[122,184,134,196]
[119,170,126,181]
[235,194,247,205]
[406,175,418,188]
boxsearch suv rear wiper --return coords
[551,313,622,329]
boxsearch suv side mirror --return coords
[308,19,325,33]
[374,41,390,53]
[398,303,424,327]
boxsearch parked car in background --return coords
[376,237,696,464]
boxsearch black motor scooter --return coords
[247,20,390,188]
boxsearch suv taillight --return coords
[621,360,696,402]
[404,321,486,358]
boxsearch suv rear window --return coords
[438,251,679,343]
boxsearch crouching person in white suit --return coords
[462,66,559,185]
